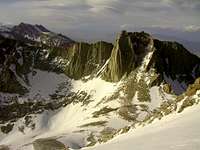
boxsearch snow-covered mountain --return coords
[0,23,74,48]
[0,28,200,150]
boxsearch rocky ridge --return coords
[0,23,74,48]
[0,24,200,150]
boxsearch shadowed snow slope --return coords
[86,104,200,150]
[0,77,121,150]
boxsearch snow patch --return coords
[149,86,163,110]
[27,70,70,99]
[72,78,118,103]
[136,51,154,82]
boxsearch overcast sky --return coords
[0,0,200,42]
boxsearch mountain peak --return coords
[12,22,49,39]
[1,22,75,47]
[102,31,200,94]
[102,30,154,82]
[0,28,200,149]
[17,22,50,33]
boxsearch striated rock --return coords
[0,29,200,95]
[33,139,68,150]
[101,31,200,95]
[65,41,113,79]
[102,31,154,82]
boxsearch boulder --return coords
[33,139,68,150]
[0,145,9,150]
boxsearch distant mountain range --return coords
[0,22,74,48]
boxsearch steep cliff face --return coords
[0,36,34,94]
[101,31,200,94]
[0,35,65,95]
[1,30,200,150]
[149,40,200,94]
[0,36,113,94]
[153,40,200,79]
[1,30,199,95]
[65,41,113,79]
[102,31,154,82]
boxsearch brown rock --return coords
[163,84,172,94]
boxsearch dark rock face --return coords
[0,29,199,95]
[101,31,200,94]
[102,31,154,82]
[0,35,62,94]
[0,69,27,95]
[153,40,200,79]
[0,35,113,93]
[149,40,200,94]
[65,41,113,79]
[0,36,33,94]
[33,139,68,150]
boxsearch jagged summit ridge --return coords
[102,31,154,82]
[0,27,200,149]
[0,29,199,95]
[64,41,113,79]
[100,31,200,94]
[11,22,51,39]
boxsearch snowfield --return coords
[86,104,200,150]
[27,70,70,99]
[0,74,123,150]
[1,97,200,150]
[0,68,199,150]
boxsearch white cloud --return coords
[184,25,200,32]
[0,0,199,41]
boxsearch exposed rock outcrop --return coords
[153,40,200,79]
[185,77,200,96]
[33,139,68,150]
[65,41,113,79]
[0,29,200,95]
[150,40,200,94]
[102,31,154,82]
[101,31,200,94]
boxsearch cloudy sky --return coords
[0,0,200,42]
